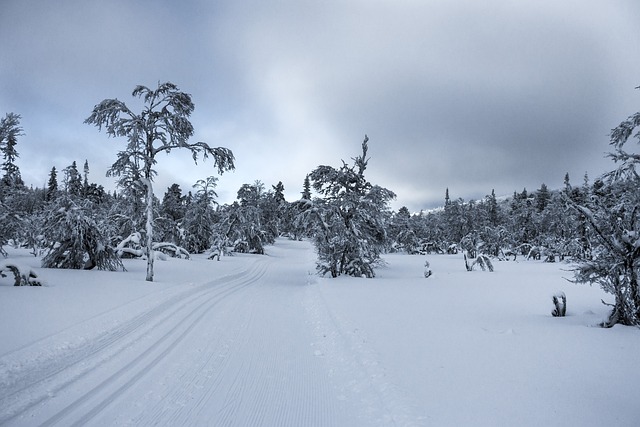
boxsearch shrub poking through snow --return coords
[552,292,567,317]
[0,262,42,286]
[152,242,190,259]
[424,259,432,278]
[464,252,494,272]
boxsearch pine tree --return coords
[535,183,550,212]
[85,82,235,281]
[306,136,395,278]
[301,175,311,200]
[64,161,83,197]
[83,159,90,191]
[0,112,24,189]
[46,166,58,201]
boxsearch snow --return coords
[1,239,639,426]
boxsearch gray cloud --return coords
[1,0,639,211]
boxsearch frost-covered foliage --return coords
[41,196,124,271]
[220,201,267,255]
[182,177,219,253]
[569,99,640,327]
[305,136,395,278]
[463,252,494,272]
[0,261,42,286]
[552,292,567,317]
[85,82,235,281]
[0,112,25,189]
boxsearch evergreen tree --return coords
[535,183,550,212]
[570,99,640,327]
[301,174,312,200]
[46,167,58,201]
[183,177,219,253]
[64,161,83,197]
[306,136,395,278]
[83,159,90,192]
[0,112,24,189]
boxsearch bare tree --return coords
[85,82,235,281]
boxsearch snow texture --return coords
[0,239,638,426]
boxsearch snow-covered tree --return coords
[183,177,219,253]
[63,161,83,197]
[41,194,124,271]
[46,167,58,201]
[570,97,640,327]
[85,82,235,281]
[306,136,395,278]
[0,113,24,189]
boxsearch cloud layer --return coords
[2,0,639,210]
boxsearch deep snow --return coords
[0,239,638,426]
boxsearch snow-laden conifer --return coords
[569,93,640,327]
[305,136,395,278]
[41,195,124,271]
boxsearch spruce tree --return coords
[306,136,395,278]
[46,167,58,201]
[0,112,24,189]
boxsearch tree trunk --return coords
[144,176,154,282]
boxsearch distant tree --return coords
[570,98,640,327]
[301,174,312,200]
[183,177,219,253]
[63,161,83,197]
[272,181,285,204]
[0,112,24,190]
[487,189,499,226]
[83,159,90,190]
[535,183,550,212]
[85,82,235,281]
[46,166,58,201]
[306,136,395,277]
[389,206,420,253]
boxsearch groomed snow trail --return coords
[0,240,417,426]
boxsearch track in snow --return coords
[0,241,423,426]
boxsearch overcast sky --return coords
[1,0,639,211]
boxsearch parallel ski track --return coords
[0,257,268,426]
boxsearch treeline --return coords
[1,82,639,327]
[389,176,591,262]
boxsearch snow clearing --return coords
[0,239,638,426]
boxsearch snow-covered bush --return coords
[424,260,432,278]
[552,292,567,317]
[0,261,43,286]
[464,252,494,272]
[153,242,190,259]
[115,232,144,258]
[41,196,124,271]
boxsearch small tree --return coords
[306,136,395,278]
[41,195,124,271]
[85,82,235,281]
[0,113,25,189]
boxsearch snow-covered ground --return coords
[0,239,638,426]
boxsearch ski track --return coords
[0,242,422,426]
[0,259,267,426]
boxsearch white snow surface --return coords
[0,239,638,426]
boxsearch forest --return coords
[1,82,639,328]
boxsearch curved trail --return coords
[0,241,421,426]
